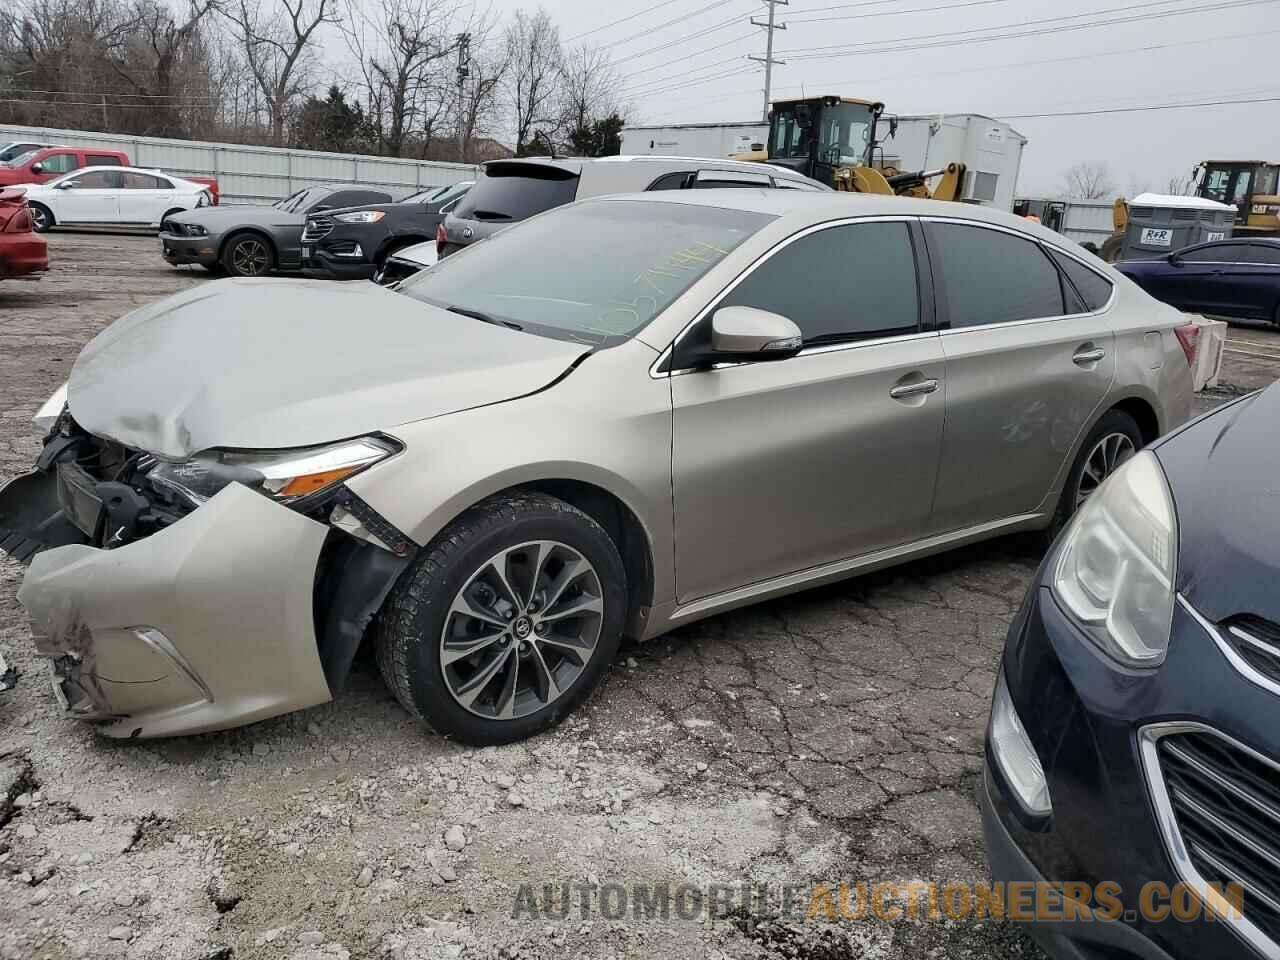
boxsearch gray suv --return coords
[1,191,1193,746]
[437,155,827,259]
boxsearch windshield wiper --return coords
[446,305,522,331]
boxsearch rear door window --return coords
[1246,244,1280,265]
[453,164,579,223]
[1048,249,1114,311]
[718,221,921,344]
[926,222,1065,328]
[122,172,165,189]
[1179,243,1251,263]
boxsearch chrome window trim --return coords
[649,214,926,379]
[919,216,1117,334]
[1139,716,1280,957]
[1180,595,1280,701]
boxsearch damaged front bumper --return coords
[4,474,334,737]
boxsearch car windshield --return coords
[398,199,773,343]
[4,150,38,168]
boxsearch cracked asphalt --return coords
[1,232,1278,960]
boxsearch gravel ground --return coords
[1,232,1278,960]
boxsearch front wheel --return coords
[1048,409,1143,540]
[375,492,627,745]
[28,203,53,233]
[221,232,275,277]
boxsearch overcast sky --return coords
[468,0,1280,197]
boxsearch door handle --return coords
[889,378,939,400]
[1073,347,1106,366]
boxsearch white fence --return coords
[0,124,477,205]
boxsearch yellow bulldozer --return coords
[735,95,969,201]
[1101,160,1280,261]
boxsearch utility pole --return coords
[747,0,787,122]
[455,32,471,163]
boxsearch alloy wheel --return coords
[231,238,269,276]
[29,207,48,231]
[1075,432,1136,507]
[440,540,604,720]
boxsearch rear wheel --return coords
[1047,409,1143,541]
[375,491,626,745]
[1100,234,1123,263]
[221,232,275,277]
[28,203,53,233]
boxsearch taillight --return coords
[436,222,447,256]
[1174,324,1200,367]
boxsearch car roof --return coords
[479,155,823,187]
[585,188,1069,238]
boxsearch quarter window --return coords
[1048,250,1114,311]
[927,222,1065,328]
[718,221,920,343]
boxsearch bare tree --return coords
[503,7,561,155]
[1060,161,1117,200]
[452,12,505,162]
[343,0,459,157]
[223,0,338,145]
[556,43,617,146]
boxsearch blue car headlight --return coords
[1053,451,1177,668]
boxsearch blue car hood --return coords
[1154,383,1280,623]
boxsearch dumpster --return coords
[1120,193,1236,260]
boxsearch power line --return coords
[778,0,1276,60]
[619,54,747,94]
[1,88,220,101]
[787,0,1016,24]
[612,11,753,65]
[564,0,686,42]
[615,32,758,83]
[999,95,1280,120]
[594,0,745,52]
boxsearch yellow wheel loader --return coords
[738,95,969,201]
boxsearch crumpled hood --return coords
[68,278,591,459]
[1155,383,1280,622]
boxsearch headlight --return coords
[33,382,68,431]
[335,211,385,223]
[185,223,208,236]
[147,436,398,508]
[1053,450,1177,667]
[989,669,1051,816]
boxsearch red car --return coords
[0,188,49,279]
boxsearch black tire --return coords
[1047,408,1144,541]
[28,203,53,233]
[220,231,275,277]
[1099,234,1123,263]
[375,491,627,745]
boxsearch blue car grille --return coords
[1159,731,1280,945]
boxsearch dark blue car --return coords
[1116,237,1280,326]
[982,382,1280,960]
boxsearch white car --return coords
[18,166,212,232]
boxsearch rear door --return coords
[670,218,946,601]
[1202,243,1279,319]
[119,172,176,224]
[924,220,1116,533]
[53,170,121,223]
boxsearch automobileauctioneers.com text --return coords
[512,880,1244,925]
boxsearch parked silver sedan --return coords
[0,191,1194,744]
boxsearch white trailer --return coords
[1012,198,1117,248]
[619,122,768,160]
[620,113,1027,209]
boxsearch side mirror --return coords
[30,162,43,175]
[54,179,76,190]
[1166,253,1180,265]
[708,306,803,362]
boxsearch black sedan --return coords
[1116,237,1280,326]
[300,180,472,281]
[983,382,1280,960]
